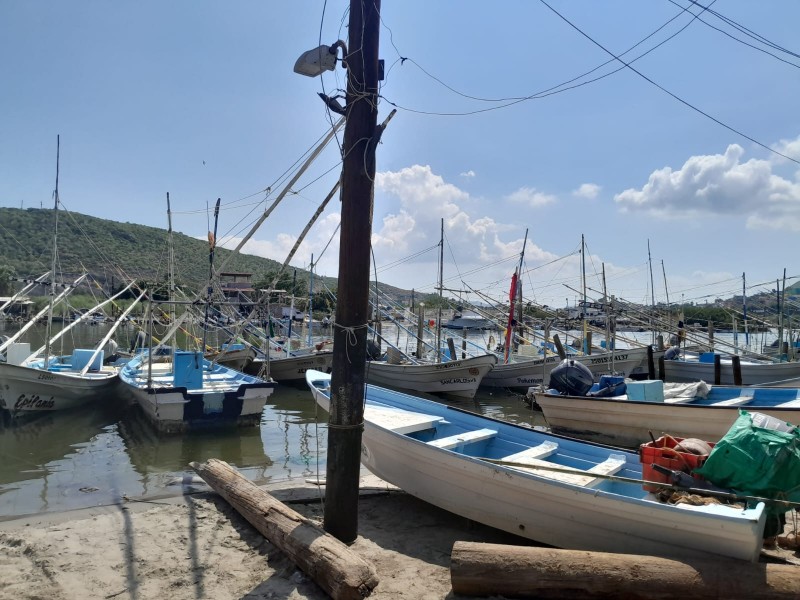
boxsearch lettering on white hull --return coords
[14,394,56,410]
[440,378,477,385]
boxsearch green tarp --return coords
[694,410,800,518]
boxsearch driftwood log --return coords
[450,542,800,599]
[190,458,378,600]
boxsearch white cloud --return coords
[373,165,558,293]
[573,183,601,199]
[460,170,476,178]
[772,134,800,164]
[217,212,342,275]
[505,186,557,207]
[614,144,800,229]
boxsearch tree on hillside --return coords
[0,265,15,296]
[253,269,308,304]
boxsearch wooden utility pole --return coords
[325,0,382,543]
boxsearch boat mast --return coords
[516,229,528,354]
[308,254,314,347]
[201,198,221,356]
[602,263,614,372]
[436,218,444,363]
[581,234,588,354]
[44,135,61,369]
[661,259,671,342]
[287,269,297,357]
[742,272,749,349]
[166,192,175,327]
[779,269,787,360]
[647,239,656,346]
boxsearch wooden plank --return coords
[501,440,559,463]
[429,428,497,450]
[503,453,626,487]
[364,404,445,434]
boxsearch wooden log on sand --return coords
[190,459,378,600]
[450,542,800,599]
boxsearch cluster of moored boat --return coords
[3,321,799,564]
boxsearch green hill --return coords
[0,207,325,291]
[0,207,419,304]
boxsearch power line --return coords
[537,0,800,165]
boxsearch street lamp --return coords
[293,41,347,77]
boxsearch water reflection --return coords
[0,383,331,518]
[0,315,548,518]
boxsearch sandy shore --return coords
[0,473,532,600]
[1,473,798,600]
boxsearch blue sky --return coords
[2,1,799,310]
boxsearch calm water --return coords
[0,320,539,518]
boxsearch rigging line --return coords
[683,0,800,59]
[0,220,49,268]
[538,0,800,165]
[375,243,440,273]
[377,0,711,109]
[668,0,800,68]
[316,221,341,264]
[442,229,465,282]
[57,201,136,284]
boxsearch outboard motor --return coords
[548,358,594,396]
[366,339,383,361]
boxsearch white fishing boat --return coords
[481,345,651,390]
[119,349,276,433]
[664,350,800,385]
[245,350,334,383]
[442,310,496,331]
[531,379,800,447]
[306,370,766,562]
[206,343,257,372]
[0,347,120,415]
[365,353,497,399]
[0,139,142,417]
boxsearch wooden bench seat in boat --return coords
[500,452,627,488]
[429,428,497,450]
[365,404,446,434]
[712,389,755,406]
[500,440,559,463]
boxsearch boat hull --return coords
[533,391,800,447]
[482,347,649,390]
[207,347,257,372]
[365,354,497,399]
[664,358,800,385]
[120,355,276,433]
[306,370,765,562]
[0,361,118,414]
[244,351,334,382]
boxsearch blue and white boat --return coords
[306,370,766,562]
[532,378,800,447]
[120,349,276,433]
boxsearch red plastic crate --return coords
[639,435,714,492]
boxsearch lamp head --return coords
[294,45,337,77]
